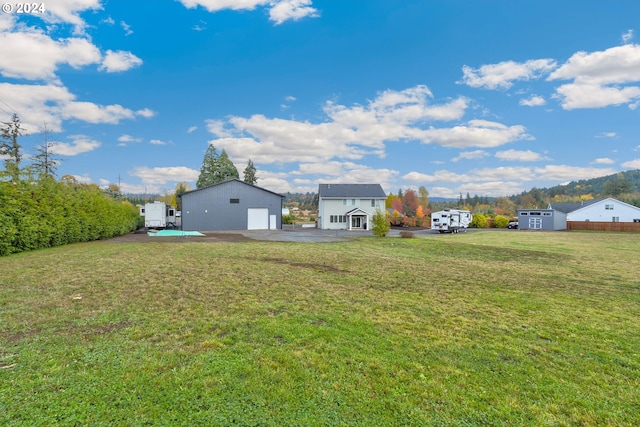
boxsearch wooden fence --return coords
[567,221,640,232]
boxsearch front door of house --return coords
[529,217,542,230]
[351,216,362,229]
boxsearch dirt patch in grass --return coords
[108,231,253,243]
[258,257,346,273]
[4,321,133,343]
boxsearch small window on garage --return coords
[230,198,239,204]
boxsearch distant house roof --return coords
[180,178,284,199]
[318,183,386,198]
[548,198,604,213]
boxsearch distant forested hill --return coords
[512,169,640,208]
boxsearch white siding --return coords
[567,199,640,222]
[318,198,385,230]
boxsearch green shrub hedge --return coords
[0,179,141,256]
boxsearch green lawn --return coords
[1,231,638,426]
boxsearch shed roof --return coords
[179,178,284,199]
[318,183,386,198]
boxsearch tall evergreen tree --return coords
[31,126,61,179]
[0,113,25,182]
[216,149,239,182]
[243,159,258,185]
[196,145,220,188]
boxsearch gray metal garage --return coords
[179,179,284,231]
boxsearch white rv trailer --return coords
[141,201,177,229]
[431,209,472,233]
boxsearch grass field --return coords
[1,231,639,426]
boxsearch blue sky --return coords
[1,1,640,198]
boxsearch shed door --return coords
[247,208,269,230]
[529,217,542,230]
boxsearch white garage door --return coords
[247,208,269,230]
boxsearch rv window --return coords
[230,198,239,204]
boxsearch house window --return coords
[543,212,551,216]
[330,215,335,223]
[521,212,528,216]
[612,217,620,222]
[605,204,614,210]
[230,198,239,204]
[343,199,347,205]
[371,199,375,207]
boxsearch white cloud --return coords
[552,83,640,110]
[136,108,155,118]
[285,95,296,102]
[179,0,269,12]
[460,59,557,89]
[622,29,635,44]
[595,131,617,138]
[403,164,615,196]
[41,0,103,33]
[452,150,488,162]
[0,26,101,80]
[205,86,527,165]
[495,149,548,162]
[269,0,319,25]
[150,139,169,145]
[99,50,143,73]
[0,83,153,132]
[130,166,200,185]
[178,0,318,25]
[548,44,640,109]
[118,134,142,144]
[593,157,615,165]
[519,95,546,107]
[187,126,198,133]
[621,159,640,169]
[418,120,530,149]
[532,165,615,181]
[120,21,133,36]
[49,135,101,156]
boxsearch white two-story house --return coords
[317,183,387,230]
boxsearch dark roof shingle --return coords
[318,183,386,198]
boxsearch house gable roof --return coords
[548,198,604,213]
[318,183,386,198]
[345,207,371,216]
[179,179,285,199]
[565,197,640,215]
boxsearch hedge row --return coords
[0,179,142,256]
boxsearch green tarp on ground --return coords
[147,230,205,237]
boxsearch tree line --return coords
[0,114,140,256]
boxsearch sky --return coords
[1,0,640,198]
